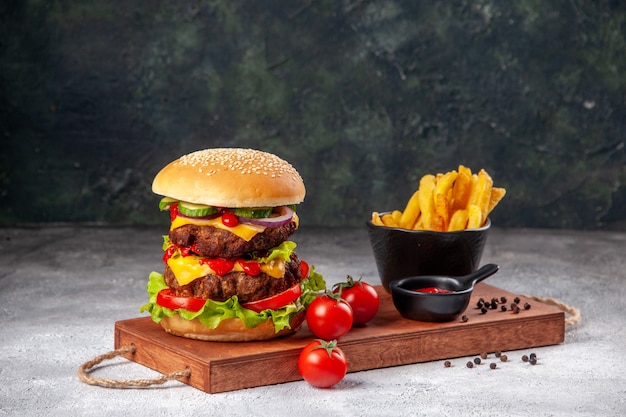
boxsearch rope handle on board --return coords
[523,294,582,327]
[78,296,580,389]
[77,344,191,388]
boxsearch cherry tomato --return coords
[333,276,379,326]
[221,211,239,227]
[156,289,206,312]
[298,339,347,388]
[242,284,302,313]
[306,293,353,340]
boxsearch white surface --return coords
[0,226,625,416]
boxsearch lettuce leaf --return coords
[140,265,326,333]
[254,241,297,263]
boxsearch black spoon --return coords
[419,263,500,292]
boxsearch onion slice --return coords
[237,205,294,228]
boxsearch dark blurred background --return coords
[1,0,624,230]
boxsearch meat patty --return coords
[169,221,298,258]
[164,254,303,304]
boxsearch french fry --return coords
[477,169,494,219]
[467,174,479,206]
[468,169,493,220]
[432,215,446,231]
[413,215,424,230]
[399,190,421,229]
[381,213,397,227]
[487,187,506,215]
[434,170,458,229]
[391,210,402,225]
[371,212,384,226]
[417,174,436,230]
[372,166,504,232]
[448,209,469,231]
[452,165,472,211]
[467,204,483,229]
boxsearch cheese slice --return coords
[170,216,267,241]
[167,255,286,286]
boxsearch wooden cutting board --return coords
[114,283,564,393]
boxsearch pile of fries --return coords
[371,165,505,232]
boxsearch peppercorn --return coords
[490,363,497,369]
[529,353,537,360]
[522,355,529,362]
[490,301,498,309]
[514,296,520,304]
[474,357,481,365]
[513,305,520,314]
[524,302,531,310]
[477,300,484,308]
[500,305,507,312]
[529,357,537,365]
[480,352,488,359]
[461,315,469,322]
[500,355,508,362]
[494,351,502,358]
[500,296,507,303]
[481,307,488,314]
[444,360,451,368]
[510,302,517,310]
[466,361,474,368]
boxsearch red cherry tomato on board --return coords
[298,339,347,388]
[333,276,380,326]
[306,292,353,340]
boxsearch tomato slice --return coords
[156,289,206,312]
[241,284,302,313]
[300,260,309,279]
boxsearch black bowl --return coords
[366,216,490,292]
[389,264,499,322]
[390,278,472,322]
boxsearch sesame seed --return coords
[174,148,304,183]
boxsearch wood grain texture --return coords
[115,283,564,393]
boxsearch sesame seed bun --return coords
[152,148,306,208]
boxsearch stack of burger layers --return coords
[141,148,325,342]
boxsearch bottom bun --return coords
[160,312,305,342]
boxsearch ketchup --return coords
[169,203,179,223]
[162,245,177,263]
[203,258,236,276]
[164,243,264,277]
[238,259,262,276]
[413,287,454,294]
